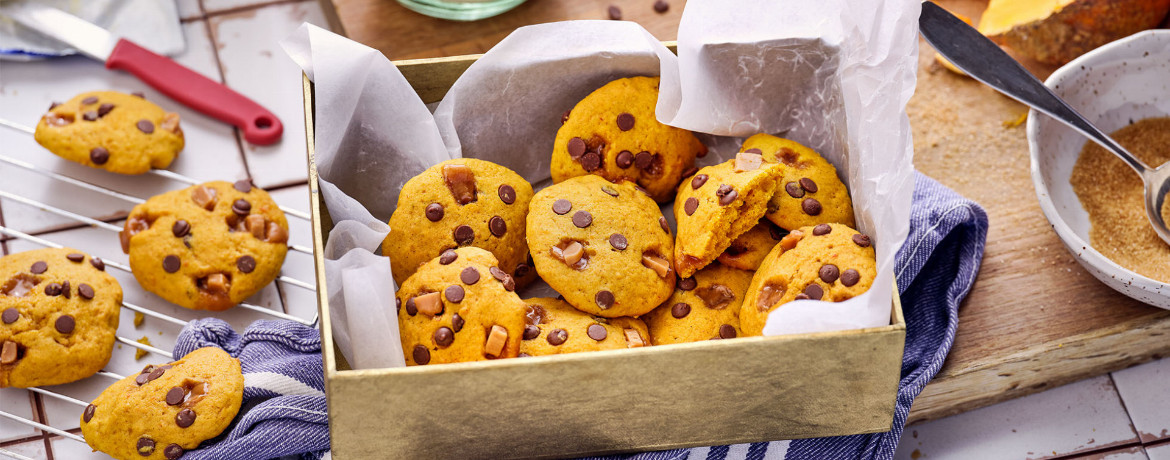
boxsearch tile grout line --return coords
[1108,372,1145,442]
[1045,441,1145,460]
[30,391,53,460]
[202,0,313,19]
[198,0,258,185]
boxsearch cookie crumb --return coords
[135,336,153,360]
[607,5,622,19]
[134,311,145,328]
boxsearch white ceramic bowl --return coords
[1028,30,1170,309]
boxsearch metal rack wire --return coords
[0,119,320,456]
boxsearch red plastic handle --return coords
[106,39,283,145]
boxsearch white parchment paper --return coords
[282,0,919,369]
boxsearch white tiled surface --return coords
[1147,443,1170,460]
[0,1,324,458]
[1113,358,1170,443]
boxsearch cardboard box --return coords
[303,51,906,458]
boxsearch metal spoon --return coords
[919,1,1170,247]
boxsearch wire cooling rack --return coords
[0,119,319,460]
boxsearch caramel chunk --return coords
[414,292,443,317]
[757,283,786,311]
[484,325,508,357]
[442,164,477,205]
[245,215,267,239]
[779,230,804,251]
[266,222,289,244]
[160,113,181,133]
[204,274,229,294]
[624,329,646,348]
[641,253,671,278]
[734,151,763,172]
[191,186,218,211]
[560,241,584,266]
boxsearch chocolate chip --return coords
[237,255,256,274]
[654,0,669,12]
[439,250,457,265]
[813,224,831,236]
[55,315,75,334]
[424,203,445,222]
[30,261,47,274]
[460,267,480,285]
[568,137,587,158]
[547,328,568,345]
[82,111,98,121]
[91,258,105,271]
[608,233,628,250]
[489,216,507,237]
[659,217,670,234]
[44,283,62,296]
[81,96,98,105]
[453,225,474,245]
[90,147,110,165]
[232,199,251,216]
[678,277,697,291]
[635,151,652,170]
[405,297,418,316]
[135,373,150,385]
[799,178,819,193]
[616,112,635,131]
[83,404,96,422]
[489,266,516,291]
[497,184,517,205]
[719,324,737,339]
[561,109,571,124]
[573,211,593,228]
[581,151,602,171]
[434,327,454,347]
[853,234,871,248]
[803,284,824,300]
[684,197,699,216]
[607,5,622,19]
[67,253,85,262]
[48,102,61,110]
[136,120,155,134]
[595,290,615,309]
[671,302,691,318]
[412,345,430,365]
[148,366,166,381]
[137,437,156,455]
[785,182,804,198]
[78,284,94,300]
[61,281,70,299]
[841,269,861,287]
[166,387,185,406]
[587,324,608,341]
[452,313,464,332]
[819,264,840,283]
[445,285,465,303]
[172,220,190,237]
[716,185,737,205]
[743,148,762,155]
[602,185,619,197]
[163,255,181,273]
[132,92,145,99]
[552,199,572,215]
[97,103,114,117]
[523,325,541,340]
[174,408,197,428]
[802,198,822,216]
[164,444,184,460]
[616,150,634,168]
[2,308,17,324]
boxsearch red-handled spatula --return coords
[1,3,283,145]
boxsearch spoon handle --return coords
[918,1,1149,175]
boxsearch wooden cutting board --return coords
[321,0,1170,424]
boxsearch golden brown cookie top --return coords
[551,76,707,202]
[527,175,676,318]
[121,180,289,311]
[81,347,244,460]
[397,247,527,365]
[742,134,856,230]
[1,248,121,388]
[33,91,184,175]
[384,158,535,285]
[643,263,754,345]
[519,297,650,356]
[740,223,876,336]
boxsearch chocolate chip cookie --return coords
[739,223,876,336]
[81,347,244,460]
[519,297,650,356]
[527,175,676,317]
[551,76,707,203]
[673,154,785,278]
[717,220,787,271]
[34,91,184,175]
[384,159,535,286]
[1,248,121,388]
[120,180,289,311]
[642,263,754,344]
[397,247,527,365]
[743,134,856,230]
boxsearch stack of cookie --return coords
[383,76,878,365]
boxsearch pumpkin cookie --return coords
[527,175,675,317]
[673,154,785,278]
[551,76,707,203]
[643,263,754,344]
[717,220,787,271]
[519,297,650,356]
[740,223,876,336]
[120,181,289,311]
[743,134,856,230]
[81,347,244,460]
[34,91,183,175]
[1,248,120,387]
[397,247,527,365]
[384,159,535,286]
